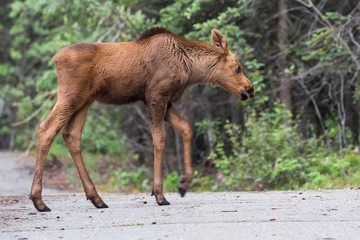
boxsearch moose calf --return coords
[30,28,254,211]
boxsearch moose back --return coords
[30,28,254,212]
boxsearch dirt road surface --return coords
[1,152,360,240]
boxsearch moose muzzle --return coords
[241,85,254,101]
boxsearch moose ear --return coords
[211,29,228,55]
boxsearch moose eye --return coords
[235,65,242,74]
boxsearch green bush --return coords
[109,165,152,192]
[195,105,360,191]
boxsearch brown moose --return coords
[30,28,254,211]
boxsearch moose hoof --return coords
[178,186,187,197]
[158,199,170,206]
[152,190,170,205]
[96,202,109,209]
[38,205,51,212]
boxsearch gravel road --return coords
[0,152,63,196]
[1,152,360,240]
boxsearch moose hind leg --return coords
[61,100,108,209]
[165,104,193,197]
[30,103,75,212]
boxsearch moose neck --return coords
[176,41,220,86]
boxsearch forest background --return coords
[1,0,360,193]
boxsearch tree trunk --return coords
[277,0,292,112]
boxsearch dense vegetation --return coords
[1,0,359,192]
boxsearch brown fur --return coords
[30,28,254,211]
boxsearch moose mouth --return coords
[240,90,249,101]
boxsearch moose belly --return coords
[93,78,145,105]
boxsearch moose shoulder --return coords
[30,28,254,212]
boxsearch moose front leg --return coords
[165,104,193,197]
[150,123,170,205]
[148,98,170,205]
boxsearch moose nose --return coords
[245,85,254,98]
